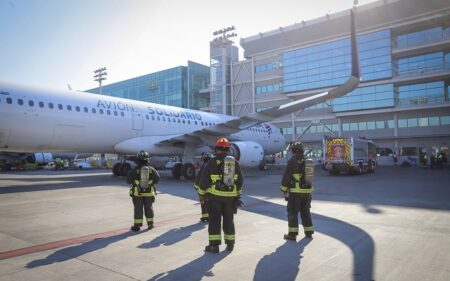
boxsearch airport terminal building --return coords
[214,0,450,162]
[87,61,209,110]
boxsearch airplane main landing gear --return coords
[112,162,131,177]
[171,163,196,180]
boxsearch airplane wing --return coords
[157,10,360,146]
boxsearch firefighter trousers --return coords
[132,196,155,226]
[287,193,313,235]
[207,195,235,246]
[200,200,209,220]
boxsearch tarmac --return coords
[0,165,449,281]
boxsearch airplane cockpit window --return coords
[18,99,24,105]
[39,101,44,108]
[58,104,63,110]
[49,103,54,109]
[84,107,88,113]
[28,100,34,107]
[67,105,72,111]
[6,97,12,104]
[92,108,96,114]
[75,106,80,112]
[99,109,104,114]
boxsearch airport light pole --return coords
[212,26,237,115]
[94,67,107,95]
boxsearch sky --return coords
[0,0,378,91]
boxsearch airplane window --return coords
[172,118,175,122]
[178,119,181,123]
[39,101,44,108]
[201,121,204,126]
[92,108,96,114]
[28,100,34,107]
[6,97,12,104]
[107,110,111,115]
[58,104,63,110]
[120,112,124,117]
[67,105,72,111]
[114,111,118,116]
[187,120,190,124]
[18,99,23,105]
[163,117,166,122]
[151,116,155,120]
[182,120,185,124]
[157,116,160,121]
[146,115,149,120]
[195,121,197,125]
[99,109,104,114]
[75,106,80,112]
[84,107,88,113]
[49,103,54,109]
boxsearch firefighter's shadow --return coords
[148,251,229,281]
[138,222,206,249]
[253,238,311,281]
[25,231,138,268]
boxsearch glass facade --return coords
[398,81,445,107]
[395,26,448,48]
[86,62,209,110]
[283,29,392,93]
[396,52,447,77]
[332,83,394,112]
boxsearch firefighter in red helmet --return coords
[198,138,244,253]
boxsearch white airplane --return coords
[0,11,360,179]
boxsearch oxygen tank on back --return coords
[223,156,236,187]
[139,166,150,191]
[304,158,314,188]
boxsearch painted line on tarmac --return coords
[0,213,199,261]
[0,198,271,261]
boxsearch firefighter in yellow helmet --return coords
[281,141,314,240]
[194,153,212,222]
[127,151,160,231]
[198,138,243,253]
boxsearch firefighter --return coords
[199,138,243,253]
[281,141,314,240]
[194,153,212,222]
[127,150,160,231]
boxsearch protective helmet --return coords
[137,150,150,161]
[215,138,231,152]
[289,141,304,153]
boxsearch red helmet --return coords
[215,138,231,149]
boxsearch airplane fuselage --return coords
[0,81,285,156]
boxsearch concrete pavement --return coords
[0,166,449,280]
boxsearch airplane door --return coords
[132,112,143,130]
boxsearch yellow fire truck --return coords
[323,137,376,175]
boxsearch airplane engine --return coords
[230,141,264,168]
[27,153,53,165]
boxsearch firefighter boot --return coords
[225,243,234,252]
[283,233,297,241]
[147,224,154,230]
[305,232,313,239]
[204,245,219,253]
[130,225,141,232]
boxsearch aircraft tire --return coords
[112,163,121,176]
[181,163,196,180]
[172,163,183,180]
[120,163,131,177]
